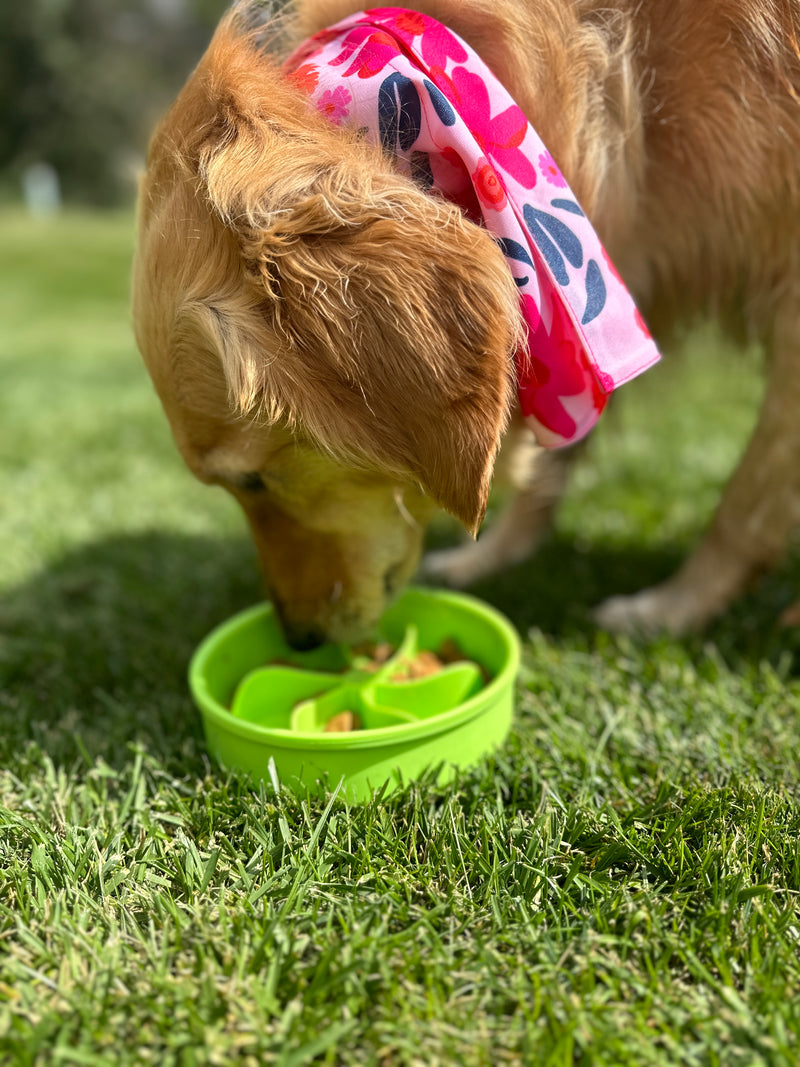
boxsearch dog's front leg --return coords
[596,299,800,635]
[423,421,575,587]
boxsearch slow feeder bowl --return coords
[189,587,520,802]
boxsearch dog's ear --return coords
[190,25,521,533]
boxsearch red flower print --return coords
[393,10,427,36]
[288,64,319,94]
[317,86,352,124]
[447,66,537,189]
[538,151,567,187]
[472,161,507,211]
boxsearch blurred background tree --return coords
[0,0,233,206]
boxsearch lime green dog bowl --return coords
[189,587,520,802]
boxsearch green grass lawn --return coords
[2,208,800,1065]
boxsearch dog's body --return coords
[133,0,800,644]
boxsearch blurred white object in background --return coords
[22,162,61,217]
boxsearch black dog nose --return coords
[283,623,326,652]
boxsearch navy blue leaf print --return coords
[551,198,585,216]
[423,78,456,126]
[497,236,534,287]
[496,237,534,268]
[525,206,583,269]
[522,205,570,285]
[523,221,567,283]
[378,73,422,153]
[582,258,607,324]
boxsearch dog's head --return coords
[132,14,521,644]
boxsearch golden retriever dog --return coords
[132,0,800,647]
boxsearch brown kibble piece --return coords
[437,638,466,664]
[409,650,444,677]
[392,649,444,681]
[324,710,362,733]
[354,641,396,672]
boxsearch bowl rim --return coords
[188,588,520,750]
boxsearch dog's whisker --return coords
[394,487,421,530]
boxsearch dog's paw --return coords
[422,544,495,588]
[593,585,705,637]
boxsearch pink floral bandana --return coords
[285,7,660,446]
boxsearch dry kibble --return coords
[354,641,396,672]
[392,649,444,681]
[324,710,362,733]
[409,650,444,676]
[363,642,395,672]
[437,638,466,664]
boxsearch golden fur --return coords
[133,0,800,643]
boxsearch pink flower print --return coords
[538,151,567,187]
[317,86,352,124]
[519,292,541,334]
[517,294,604,438]
[365,8,468,68]
[472,160,507,211]
[447,66,537,188]
[596,369,616,393]
[329,27,400,78]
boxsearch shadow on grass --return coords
[454,535,687,636]
[452,531,800,665]
[0,531,260,773]
[2,529,799,771]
